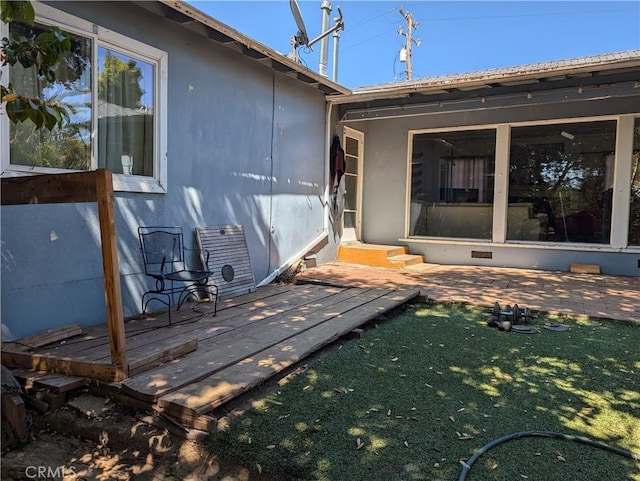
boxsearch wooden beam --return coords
[1,169,128,381]
[570,263,601,274]
[0,171,98,205]
[95,169,128,380]
[2,392,29,442]
[1,351,119,382]
[11,369,87,393]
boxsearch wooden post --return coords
[95,169,128,380]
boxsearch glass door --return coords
[342,127,364,242]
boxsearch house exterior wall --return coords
[1,2,328,340]
[339,86,640,276]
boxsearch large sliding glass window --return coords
[2,3,167,192]
[508,121,616,244]
[630,118,640,246]
[409,129,496,239]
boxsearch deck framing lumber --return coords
[1,351,118,382]
[1,169,127,380]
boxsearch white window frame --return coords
[404,114,640,251]
[0,2,168,193]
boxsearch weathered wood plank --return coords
[128,339,199,376]
[569,262,601,274]
[2,392,29,442]
[159,288,420,418]
[120,285,350,402]
[2,324,83,352]
[32,285,290,356]
[42,284,333,361]
[10,369,87,393]
[1,351,118,382]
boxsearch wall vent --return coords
[471,250,493,259]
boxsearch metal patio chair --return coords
[138,226,218,326]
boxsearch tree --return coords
[98,54,144,109]
[1,0,72,130]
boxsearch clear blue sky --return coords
[188,1,640,89]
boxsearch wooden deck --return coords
[5,282,419,431]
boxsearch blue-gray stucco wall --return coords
[1,2,328,340]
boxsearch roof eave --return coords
[140,0,351,96]
[328,54,640,105]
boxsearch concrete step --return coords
[337,243,425,269]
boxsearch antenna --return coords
[287,0,344,77]
[290,0,309,48]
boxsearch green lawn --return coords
[208,302,640,481]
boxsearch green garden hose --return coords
[457,430,640,481]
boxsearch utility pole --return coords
[398,7,420,80]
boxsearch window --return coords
[8,21,92,171]
[508,121,617,244]
[1,3,167,192]
[630,118,640,246]
[409,129,496,239]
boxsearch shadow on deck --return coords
[3,282,420,432]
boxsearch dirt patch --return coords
[1,398,272,481]
[0,361,327,481]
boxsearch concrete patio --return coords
[296,261,640,324]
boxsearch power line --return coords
[342,6,635,52]
[413,7,637,24]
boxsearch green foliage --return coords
[98,54,144,109]
[1,0,72,131]
[9,116,90,170]
[0,0,34,24]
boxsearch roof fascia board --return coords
[156,0,350,95]
[329,58,640,105]
[339,81,639,122]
